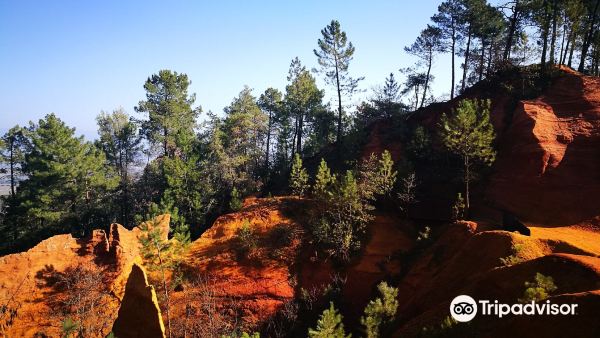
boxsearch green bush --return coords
[311,152,397,261]
[236,219,258,256]
[290,153,309,196]
[452,193,465,221]
[519,273,557,303]
[308,302,349,338]
[499,243,525,266]
[361,281,399,338]
[229,187,243,212]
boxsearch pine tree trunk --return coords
[296,112,303,156]
[568,32,576,67]
[335,56,343,144]
[420,49,433,109]
[487,42,493,76]
[462,25,472,92]
[541,0,550,74]
[559,27,565,65]
[563,26,572,65]
[504,1,520,61]
[549,0,558,64]
[579,0,600,72]
[265,109,272,170]
[9,138,15,196]
[479,39,486,81]
[451,21,456,99]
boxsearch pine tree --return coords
[377,150,397,194]
[405,25,445,108]
[229,187,243,211]
[285,58,326,156]
[432,0,463,99]
[6,114,117,251]
[361,281,399,338]
[308,302,349,338]
[289,153,309,196]
[0,125,30,197]
[439,99,495,213]
[222,86,268,191]
[96,108,142,227]
[136,70,201,158]
[314,20,364,143]
[258,87,283,171]
[313,158,336,200]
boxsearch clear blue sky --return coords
[1,0,458,139]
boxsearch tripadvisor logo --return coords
[449,295,578,322]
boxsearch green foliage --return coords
[61,317,78,338]
[397,172,417,212]
[236,219,258,256]
[308,302,350,338]
[404,25,445,109]
[2,114,118,253]
[452,193,466,221]
[289,153,309,196]
[440,99,496,164]
[96,108,142,228]
[314,20,363,142]
[222,86,268,191]
[407,126,431,159]
[500,243,525,266]
[439,99,496,211]
[229,187,243,212]
[258,87,283,172]
[285,58,328,155]
[377,150,397,193]
[136,69,200,157]
[311,153,397,261]
[357,151,397,202]
[420,315,460,337]
[519,273,557,303]
[0,125,30,197]
[313,158,336,200]
[361,281,399,338]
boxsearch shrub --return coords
[313,158,336,200]
[290,153,309,196]
[361,281,399,338]
[499,243,525,266]
[229,187,243,212]
[407,126,431,159]
[237,219,258,253]
[397,172,417,212]
[452,193,465,221]
[311,152,398,261]
[308,302,349,338]
[519,273,557,303]
[417,226,431,242]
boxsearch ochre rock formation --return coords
[488,68,600,225]
[0,215,170,337]
[112,263,165,338]
[176,196,303,329]
[393,221,600,337]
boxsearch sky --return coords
[1,0,460,140]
